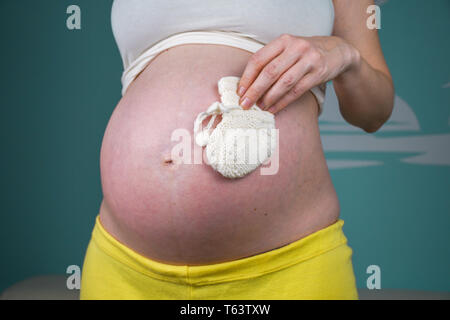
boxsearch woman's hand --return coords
[237,34,361,113]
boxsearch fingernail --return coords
[241,97,252,109]
[238,86,246,96]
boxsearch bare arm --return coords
[237,0,394,133]
[332,0,394,132]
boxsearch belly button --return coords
[162,158,178,169]
[161,153,179,169]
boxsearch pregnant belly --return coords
[99,44,340,265]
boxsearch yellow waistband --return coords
[91,215,348,285]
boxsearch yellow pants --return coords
[80,216,358,300]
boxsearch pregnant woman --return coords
[81,0,394,299]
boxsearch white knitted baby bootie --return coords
[193,76,277,179]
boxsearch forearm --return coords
[333,49,395,133]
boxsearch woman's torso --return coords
[98,0,339,266]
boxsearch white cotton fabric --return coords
[111,0,335,116]
[194,77,277,179]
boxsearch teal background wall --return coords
[0,0,449,293]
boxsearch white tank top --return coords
[111,0,335,114]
